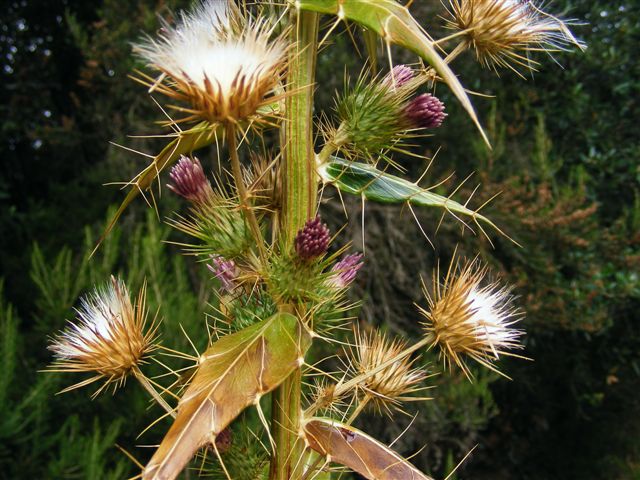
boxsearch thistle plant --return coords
[47,1,584,478]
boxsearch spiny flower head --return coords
[352,330,429,415]
[294,216,330,261]
[48,277,157,396]
[309,380,346,417]
[334,68,420,157]
[207,255,237,293]
[404,93,447,129]
[169,188,251,259]
[168,156,214,205]
[329,253,364,289]
[446,0,584,71]
[418,257,524,378]
[134,0,287,124]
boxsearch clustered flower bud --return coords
[404,93,447,129]
[381,65,415,89]
[207,255,237,293]
[329,253,364,288]
[294,217,330,261]
[168,156,214,205]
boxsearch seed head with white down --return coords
[446,0,585,72]
[134,0,287,124]
[48,277,158,396]
[418,256,524,378]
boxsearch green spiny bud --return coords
[169,192,252,259]
[334,67,423,158]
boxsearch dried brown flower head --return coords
[48,277,158,396]
[418,256,524,378]
[352,330,429,415]
[446,0,584,71]
[134,0,287,124]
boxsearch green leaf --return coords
[362,27,379,74]
[318,157,503,236]
[294,0,488,145]
[303,417,434,479]
[143,312,310,480]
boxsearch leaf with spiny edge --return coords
[142,312,310,480]
[318,156,505,239]
[294,0,489,145]
[93,121,219,256]
[303,417,434,480]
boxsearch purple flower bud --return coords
[207,255,236,293]
[168,156,213,205]
[404,93,447,129]
[330,253,364,288]
[294,216,330,261]
[382,65,415,89]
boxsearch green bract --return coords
[169,196,252,259]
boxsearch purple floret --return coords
[168,155,213,204]
[207,255,236,293]
[382,65,415,89]
[330,253,364,288]
[295,216,331,261]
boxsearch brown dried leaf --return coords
[143,313,309,480]
[304,417,434,480]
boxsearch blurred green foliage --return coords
[1,0,639,479]
[0,208,212,478]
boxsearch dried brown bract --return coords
[134,0,287,124]
[446,0,584,71]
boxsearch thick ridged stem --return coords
[270,8,319,480]
[271,366,304,479]
[282,9,319,244]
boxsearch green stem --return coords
[270,8,319,480]
[282,9,320,244]
[226,124,267,262]
[270,367,304,479]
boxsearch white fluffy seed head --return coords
[48,277,157,395]
[419,257,524,378]
[134,0,287,123]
